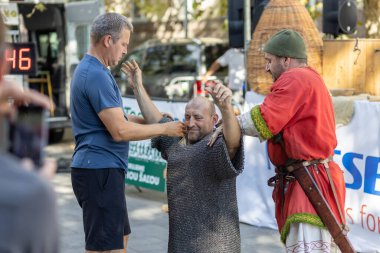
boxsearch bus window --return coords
[75,25,90,60]
[36,31,58,69]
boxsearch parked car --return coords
[111,38,228,101]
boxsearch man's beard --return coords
[270,69,284,81]
[270,72,278,81]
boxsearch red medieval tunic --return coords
[250,67,346,243]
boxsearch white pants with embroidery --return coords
[286,223,332,253]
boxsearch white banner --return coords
[335,100,380,252]
[122,97,187,163]
[236,92,278,230]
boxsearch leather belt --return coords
[267,156,333,187]
[267,156,334,221]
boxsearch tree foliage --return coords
[363,0,380,38]
[104,0,226,21]
[104,0,129,14]
[131,0,171,19]
[103,0,379,38]
[191,0,227,20]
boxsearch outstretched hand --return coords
[121,59,142,90]
[21,157,57,180]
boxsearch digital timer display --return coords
[6,43,37,75]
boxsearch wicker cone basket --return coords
[247,0,323,94]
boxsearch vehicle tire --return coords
[49,128,65,144]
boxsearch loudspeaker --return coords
[323,0,357,36]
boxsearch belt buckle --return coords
[287,165,293,172]
[267,176,277,187]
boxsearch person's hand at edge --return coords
[0,80,53,117]
[21,157,57,181]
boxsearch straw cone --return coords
[247,0,323,94]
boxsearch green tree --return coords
[131,0,170,19]
[363,0,380,38]
[104,0,226,21]
[104,0,129,14]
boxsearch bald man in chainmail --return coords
[122,60,244,253]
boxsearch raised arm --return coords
[205,83,241,159]
[121,60,162,124]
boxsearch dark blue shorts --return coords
[71,168,131,251]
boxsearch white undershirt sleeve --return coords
[237,111,264,142]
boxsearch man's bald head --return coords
[186,96,215,116]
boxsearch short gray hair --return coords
[90,13,133,44]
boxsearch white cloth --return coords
[286,223,332,253]
[237,111,264,141]
[217,48,245,91]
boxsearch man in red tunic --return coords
[237,29,346,252]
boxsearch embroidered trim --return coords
[280,213,325,243]
[286,240,330,253]
[250,105,273,140]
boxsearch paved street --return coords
[49,133,284,253]
[53,173,284,253]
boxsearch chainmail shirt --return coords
[152,118,244,253]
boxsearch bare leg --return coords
[85,236,128,253]
[124,235,129,252]
[86,249,124,253]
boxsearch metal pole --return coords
[243,0,252,94]
[184,0,188,38]
[244,0,251,49]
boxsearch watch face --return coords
[6,42,37,75]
